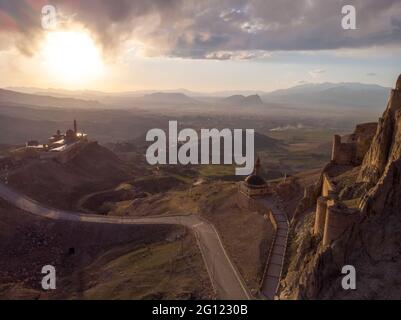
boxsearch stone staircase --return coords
[259,198,289,299]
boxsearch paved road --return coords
[0,183,250,300]
[260,197,289,300]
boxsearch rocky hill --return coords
[220,94,264,107]
[7,142,130,210]
[279,75,401,299]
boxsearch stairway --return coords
[259,198,289,299]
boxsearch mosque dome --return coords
[244,157,267,187]
[245,174,267,186]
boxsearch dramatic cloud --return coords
[1,0,401,59]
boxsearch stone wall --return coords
[313,174,357,246]
[313,196,328,236]
[322,202,358,247]
[331,135,355,165]
[331,122,377,166]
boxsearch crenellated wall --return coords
[331,122,377,166]
[313,174,358,246]
[322,202,358,246]
[313,196,328,236]
[331,135,356,165]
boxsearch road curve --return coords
[0,183,250,300]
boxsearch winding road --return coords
[0,183,250,300]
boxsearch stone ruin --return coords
[331,122,378,166]
[314,74,401,246]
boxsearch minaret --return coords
[254,157,261,176]
[74,119,77,135]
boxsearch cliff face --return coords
[279,76,401,300]
[358,89,401,187]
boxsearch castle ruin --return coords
[331,122,377,166]
[313,76,401,246]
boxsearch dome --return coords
[396,74,401,90]
[245,174,266,186]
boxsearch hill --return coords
[140,92,201,105]
[220,94,264,107]
[263,83,389,110]
[7,142,130,210]
[0,88,104,109]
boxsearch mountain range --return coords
[4,82,391,110]
[262,82,390,109]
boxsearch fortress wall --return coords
[331,135,341,163]
[322,173,336,197]
[335,143,355,165]
[313,196,328,236]
[322,203,357,246]
[331,135,356,165]
[331,123,378,166]
[355,123,378,164]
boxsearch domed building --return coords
[238,157,269,198]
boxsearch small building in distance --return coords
[26,119,88,154]
[237,157,270,211]
[239,157,269,197]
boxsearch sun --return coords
[41,30,103,84]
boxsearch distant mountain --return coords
[220,94,264,107]
[0,88,104,109]
[8,87,269,98]
[263,83,390,110]
[139,92,201,105]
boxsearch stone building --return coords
[331,122,378,166]
[238,157,269,197]
[237,157,270,211]
[313,173,359,246]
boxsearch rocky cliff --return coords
[358,87,401,187]
[279,75,401,299]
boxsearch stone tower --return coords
[74,119,77,135]
[254,157,261,176]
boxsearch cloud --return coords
[205,50,271,60]
[366,72,377,76]
[308,68,325,78]
[1,0,401,59]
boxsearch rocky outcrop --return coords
[358,88,401,187]
[279,75,401,299]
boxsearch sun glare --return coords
[41,31,103,83]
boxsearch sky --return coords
[0,0,401,92]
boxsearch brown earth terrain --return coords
[0,199,212,300]
[6,142,130,210]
